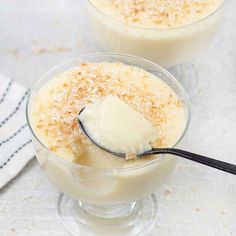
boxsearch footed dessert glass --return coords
[26,53,190,236]
[84,1,227,96]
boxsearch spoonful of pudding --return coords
[78,96,236,175]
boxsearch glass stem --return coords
[78,201,137,218]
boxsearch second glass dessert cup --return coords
[84,0,227,97]
[26,53,190,236]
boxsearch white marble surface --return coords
[0,1,236,235]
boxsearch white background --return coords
[0,0,236,235]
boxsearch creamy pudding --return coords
[78,95,159,156]
[28,58,189,204]
[86,0,224,66]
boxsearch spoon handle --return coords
[147,148,236,175]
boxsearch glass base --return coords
[168,62,199,98]
[57,193,158,236]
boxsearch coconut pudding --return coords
[28,60,188,204]
[86,0,224,66]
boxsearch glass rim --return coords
[87,0,226,31]
[26,52,191,173]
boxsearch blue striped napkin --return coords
[0,74,34,189]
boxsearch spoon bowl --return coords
[78,107,125,157]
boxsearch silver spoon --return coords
[78,108,236,175]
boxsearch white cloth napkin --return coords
[0,74,34,189]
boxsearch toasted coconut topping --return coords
[31,62,185,162]
[90,0,222,28]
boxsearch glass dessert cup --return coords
[84,1,227,97]
[26,53,190,236]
